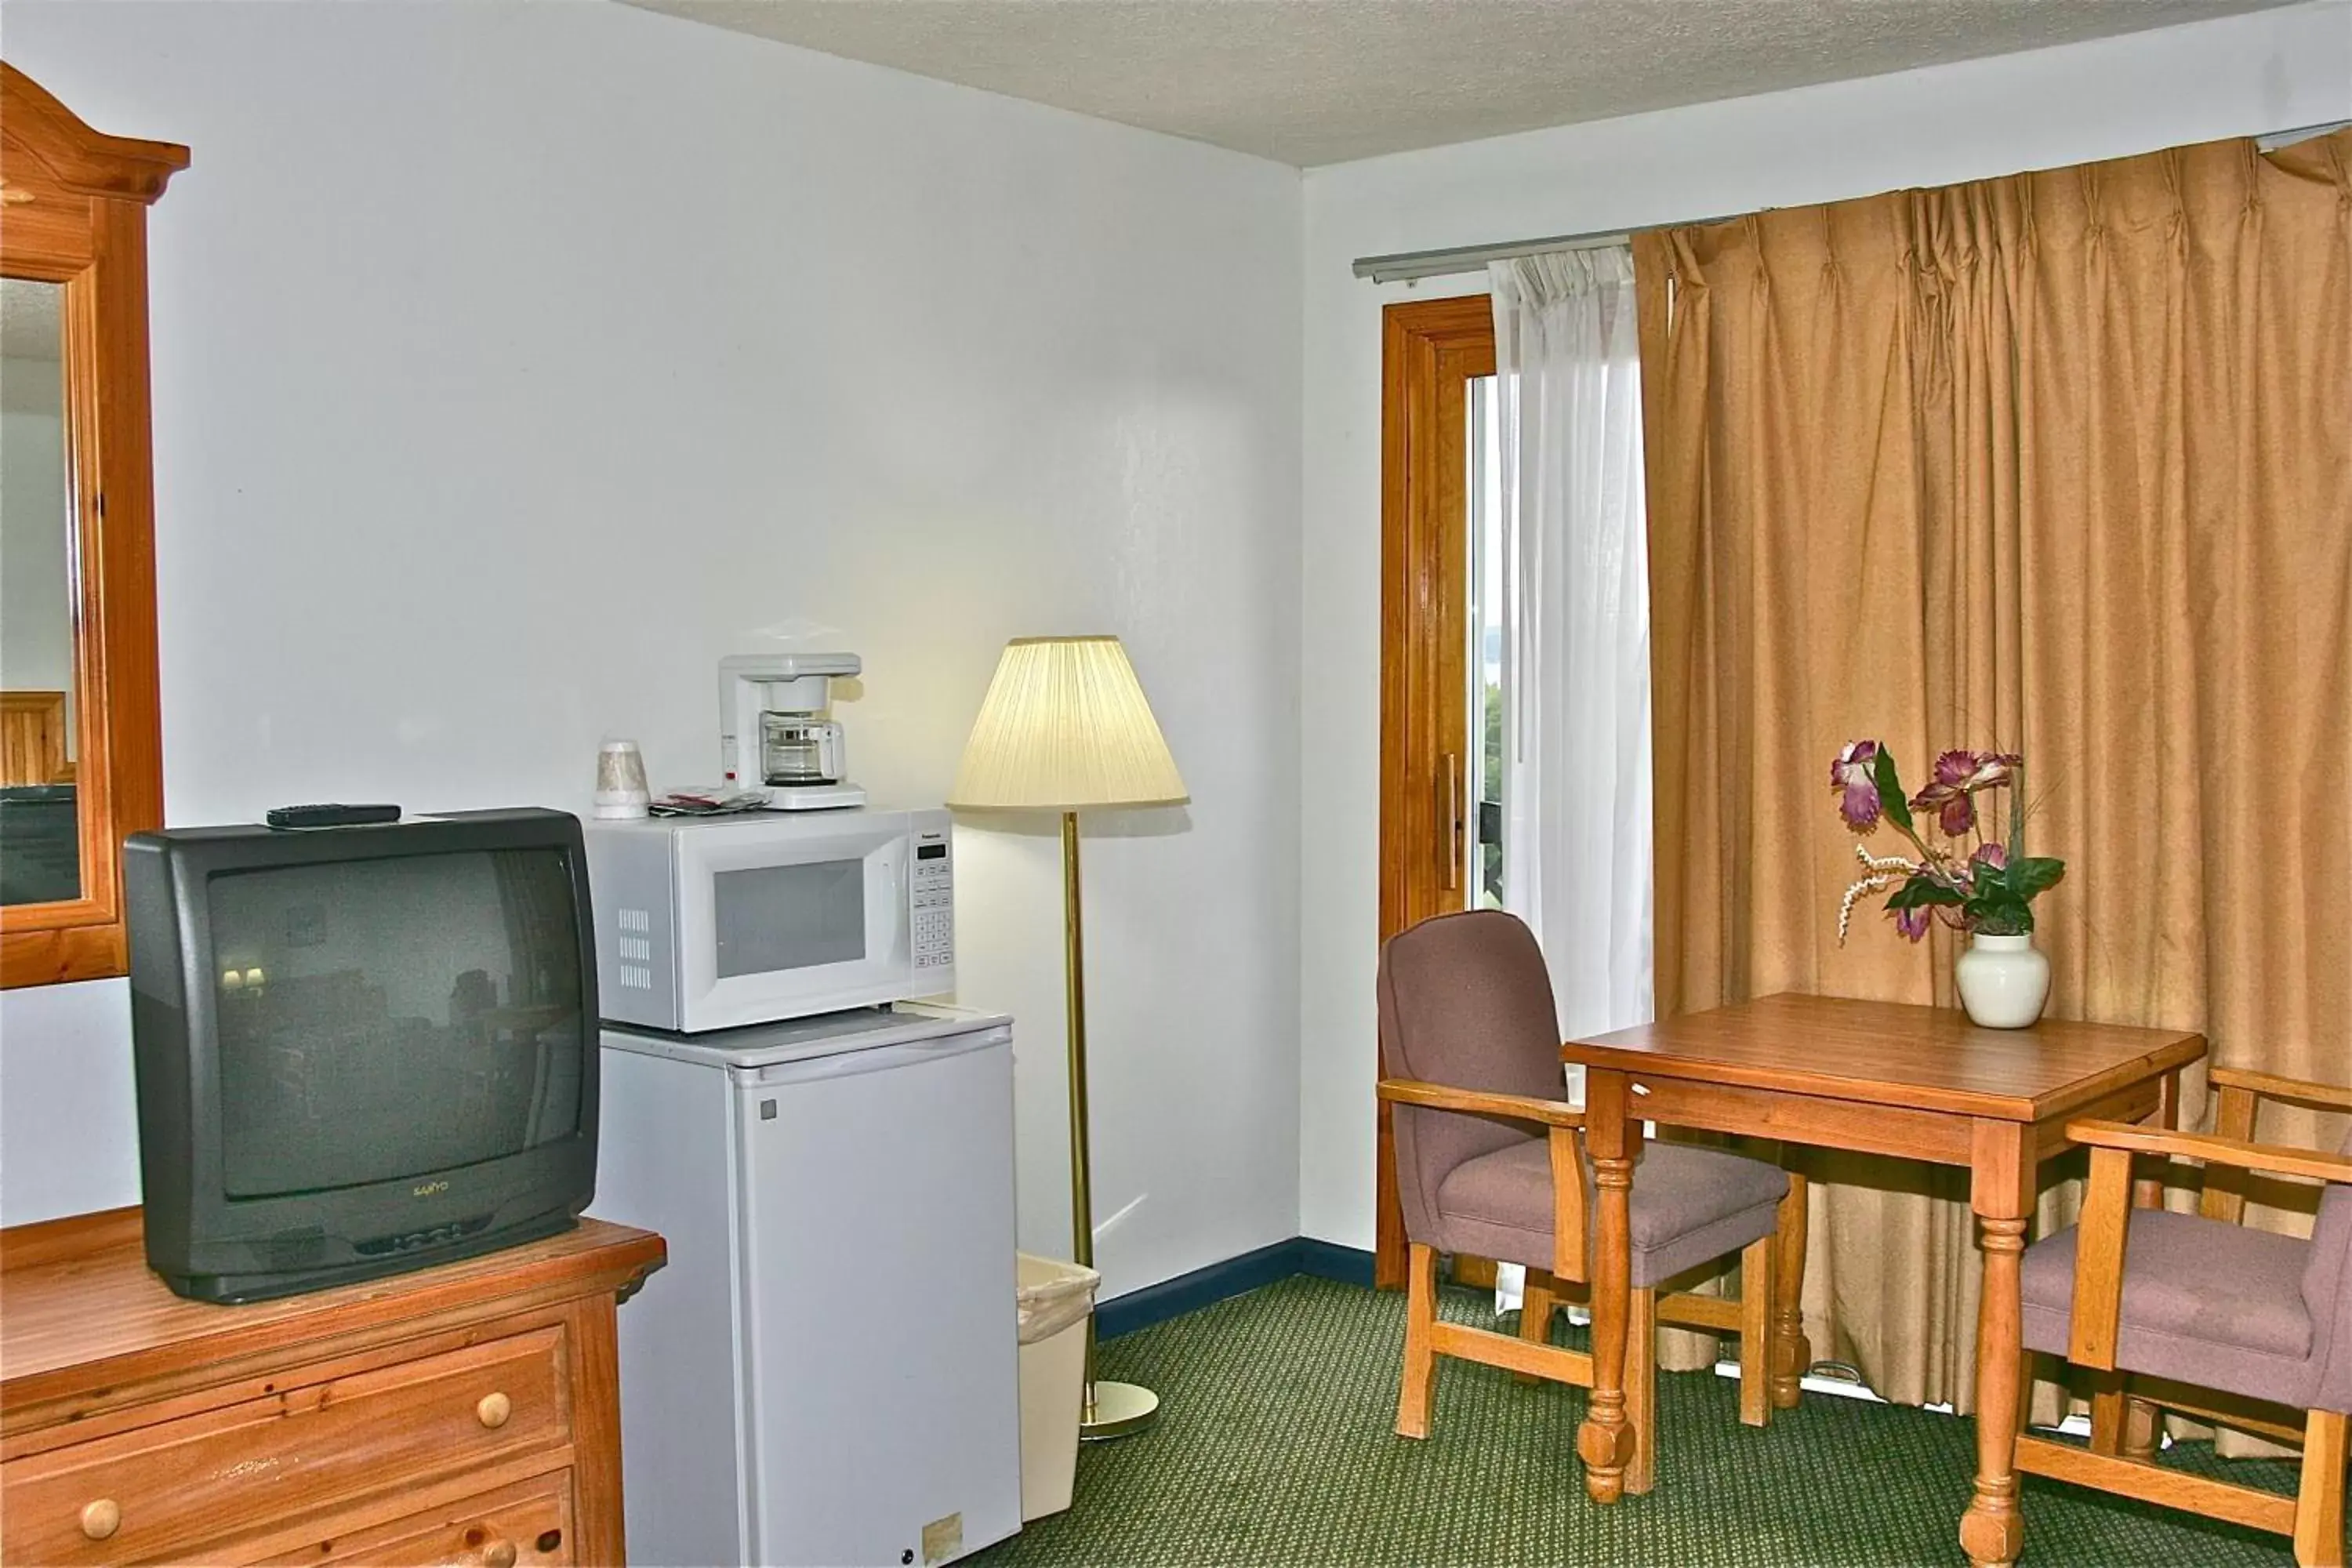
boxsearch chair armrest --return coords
[2207,1067,2352,1113]
[2063,1121,2352,1371]
[2065,1120,2352,1185]
[1377,1078,1585,1129]
[2065,1143,2136,1371]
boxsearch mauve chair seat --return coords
[1433,1136,1789,1288]
[2021,1209,2319,1409]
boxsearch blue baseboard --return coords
[1095,1236,1379,1340]
[1294,1236,1377,1288]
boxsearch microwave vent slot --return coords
[616,908,655,989]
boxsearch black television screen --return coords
[209,848,586,1197]
[127,810,599,1303]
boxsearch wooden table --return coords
[1563,993,2205,1567]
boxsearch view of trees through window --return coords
[1469,375,1504,910]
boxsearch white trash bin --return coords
[1014,1254,1099,1521]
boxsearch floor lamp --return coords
[949,635,1188,1440]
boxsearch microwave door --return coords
[675,823,916,1030]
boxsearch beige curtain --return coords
[1634,130,2352,1416]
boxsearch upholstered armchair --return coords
[1374,909,1800,1494]
[2015,1069,2351,1566]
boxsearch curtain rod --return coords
[1353,120,2352,286]
[1351,225,1669,285]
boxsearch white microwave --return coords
[583,809,953,1033]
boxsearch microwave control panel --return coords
[912,833,955,970]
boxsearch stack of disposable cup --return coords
[593,739,651,819]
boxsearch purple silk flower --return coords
[1909,750,2019,837]
[1830,739,1883,829]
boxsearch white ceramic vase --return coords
[1955,932,2050,1029]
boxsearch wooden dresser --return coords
[1,1208,664,1567]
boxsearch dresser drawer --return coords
[2,1326,568,1566]
[253,1470,575,1566]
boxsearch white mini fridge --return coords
[590,1006,1021,1568]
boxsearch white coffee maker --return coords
[717,654,865,810]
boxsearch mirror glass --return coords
[0,277,82,906]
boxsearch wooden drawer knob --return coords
[80,1499,122,1541]
[475,1391,512,1429]
[484,1541,518,1568]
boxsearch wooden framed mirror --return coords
[0,64,185,987]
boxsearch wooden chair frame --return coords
[1378,1076,1795,1494]
[2013,1069,2352,1566]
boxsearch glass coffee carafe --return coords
[759,712,846,787]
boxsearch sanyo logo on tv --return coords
[412,1179,450,1198]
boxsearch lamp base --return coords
[1080,1379,1160,1441]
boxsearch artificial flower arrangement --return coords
[1830,742,2065,945]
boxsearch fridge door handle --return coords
[735,1028,1011,1089]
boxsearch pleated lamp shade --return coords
[949,636,1188,811]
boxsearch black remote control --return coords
[265,804,403,829]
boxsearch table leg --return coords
[1962,1120,2034,1568]
[1576,1068,1641,1504]
[2118,1393,2161,1462]
[2129,1066,2181,1210]
[1770,1168,1810,1410]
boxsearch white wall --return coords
[11,0,2347,1288]
[0,0,1305,1302]
[1297,0,2352,1248]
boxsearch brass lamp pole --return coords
[949,636,1188,1440]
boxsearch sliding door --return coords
[1375,296,1500,1288]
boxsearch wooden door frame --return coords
[1375,295,1495,1289]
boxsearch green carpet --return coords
[977,1275,2311,1567]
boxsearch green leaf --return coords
[2008,760,2027,860]
[1976,908,2034,937]
[2007,857,2066,899]
[1887,877,1964,911]
[1965,887,2024,920]
[1871,748,1912,833]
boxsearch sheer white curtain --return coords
[1490,247,1654,1044]
[1485,247,1654,1316]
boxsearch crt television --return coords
[125,808,599,1302]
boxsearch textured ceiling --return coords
[625,0,2296,166]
